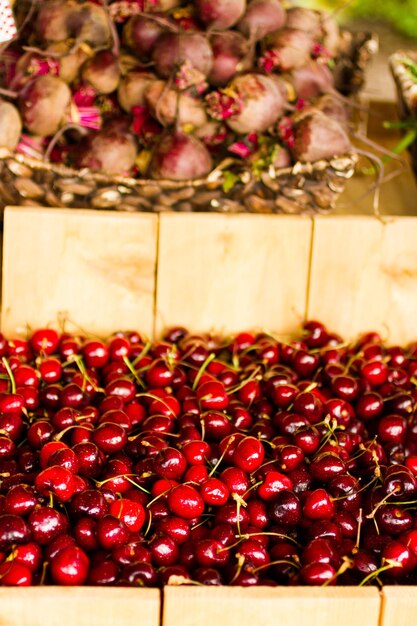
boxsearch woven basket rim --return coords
[0,147,358,191]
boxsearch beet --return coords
[152,33,213,79]
[82,51,120,95]
[196,0,247,30]
[264,28,314,71]
[123,15,165,59]
[225,73,286,134]
[285,7,322,36]
[145,0,181,10]
[290,61,334,100]
[76,127,137,175]
[67,2,111,49]
[291,112,351,163]
[149,131,213,180]
[36,0,76,42]
[118,71,157,113]
[315,95,349,128]
[209,32,252,87]
[47,42,90,84]
[238,0,286,40]
[145,81,207,129]
[18,76,71,137]
[0,101,22,151]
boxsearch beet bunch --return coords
[0,0,353,182]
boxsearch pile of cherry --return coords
[2,321,417,587]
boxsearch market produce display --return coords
[0,0,369,213]
[1,322,417,587]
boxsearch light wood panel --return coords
[0,587,160,626]
[155,213,312,337]
[163,586,381,626]
[308,216,417,344]
[1,207,158,338]
[380,587,417,626]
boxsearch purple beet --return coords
[149,131,213,180]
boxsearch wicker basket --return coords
[390,51,417,180]
[0,31,376,215]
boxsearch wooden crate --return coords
[3,205,417,626]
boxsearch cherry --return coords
[332,375,360,401]
[12,542,42,572]
[150,535,179,567]
[268,490,301,526]
[4,485,38,516]
[233,436,265,472]
[303,489,335,521]
[200,478,229,506]
[377,414,407,445]
[88,559,118,586]
[0,561,32,586]
[167,484,204,519]
[120,562,157,587]
[382,540,417,578]
[196,380,229,411]
[300,562,336,585]
[309,452,346,482]
[50,545,89,585]
[82,341,109,369]
[39,358,63,383]
[109,499,145,533]
[361,360,389,386]
[28,507,68,545]
[154,448,187,480]
[156,517,190,545]
[70,490,108,519]
[97,515,130,550]
[93,423,127,454]
[34,466,75,502]
[0,515,31,549]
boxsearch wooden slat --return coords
[308,215,417,344]
[0,587,160,626]
[380,587,417,626]
[155,213,312,337]
[1,207,158,338]
[163,587,381,626]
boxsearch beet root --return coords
[290,61,334,100]
[264,28,314,72]
[238,0,286,40]
[0,101,23,151]
[18,75,72,137]
[123,15,165,59]
[152,33,213,79]
[75,128,137,175]
[209,32,252,87]
[145,81,207,129]
[225,73,286,134]
[36,0,76,43]
[67,2,112,49]
[149,131,213,180]
[117,71,157,113]
[81,51,120,95]
[47,42,90,84]
[291,112,351,162]
[196,0,247,30]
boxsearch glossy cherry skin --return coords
[50,545,90,585]
[0,561,32,586]
[0,515,31,550]
[167,485,205,519]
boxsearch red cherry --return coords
[167,484,204,519]
[196,380,229,411]
[200,478,229,506]
[34,465,75,502]
[303,489,335,521]
[50,545,89,585]
[30,328,59,355]
[109,499,146,533]
[0,561,32,586]
[258,471,293,502]
[233,436,265,472]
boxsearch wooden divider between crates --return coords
[3,208,417,345]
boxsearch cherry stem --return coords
[240,531,300,548]
[123,356,146,389]
[192,353,216,391]
[96,474,150,494]
[252,558,300,573]
[358,561,398,587]
[70,355,101,392]
[1,357,16,395]
[208,435,236,477]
